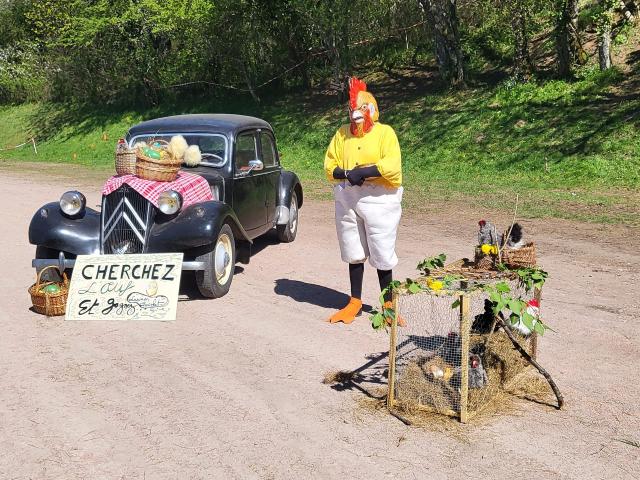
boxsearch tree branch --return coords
[496,315,565,409]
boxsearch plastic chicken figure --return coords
[324,77,403,324]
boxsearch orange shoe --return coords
[384,301,407,327]
[328,297,363,324]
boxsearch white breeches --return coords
[334,183,403,271]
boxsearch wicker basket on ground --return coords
[135,141,181,182]
[28,266,69,316]
[115,146,136,175]
[501,242,536,268]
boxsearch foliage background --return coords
[0,0,638,224]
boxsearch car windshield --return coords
[129,133,227,167]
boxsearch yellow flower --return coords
[427,278,444,291]
[481,244,498,256]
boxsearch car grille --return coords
[101,185,154,254]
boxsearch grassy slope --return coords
[1,66,639,225]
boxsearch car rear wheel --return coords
[195,223,236,298]
[276,191,298,243]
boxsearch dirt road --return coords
[1,166,639,479]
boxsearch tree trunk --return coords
[599,22,612,70]
[420,0,466,88]
[556,0,580,78]
[511,1,532,81]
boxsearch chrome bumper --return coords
[275,205,290,225]
[32,252,206,272]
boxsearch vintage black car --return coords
[30,114,303,298]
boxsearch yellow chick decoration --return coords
[183,145,202,166]
[442,366,454,382]
[168,135,189,160]
[146,281,158,296]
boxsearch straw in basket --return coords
[136,140,181,182]
[28,266,69,316]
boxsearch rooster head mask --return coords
[348,77,378,137]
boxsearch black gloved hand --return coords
[346,169,366,186]
[346,165,381,186]
[332,167,347,180]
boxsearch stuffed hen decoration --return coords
[478,220,499,246]
[505,222,525,249]
[509,298,540,336]
[468,354,489,388]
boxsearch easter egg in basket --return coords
[40,283,61,294]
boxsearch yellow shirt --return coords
[324,122,402,188]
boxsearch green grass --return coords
[1,66,639,225]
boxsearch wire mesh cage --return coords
[387,276,540,423]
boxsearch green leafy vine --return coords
[416,253,446,275]
[370,254,552,334]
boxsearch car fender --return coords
[278,170,303,208]
[146,201,252,255]
[275,170,303,225]
[28,202,101,255]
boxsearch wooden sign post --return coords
[65,253,183,321]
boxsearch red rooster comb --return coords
[528,299,540,308]
[479,220,486,227]
[349,77,367,109]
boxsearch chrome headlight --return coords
[158,190,182,215]
[59,191,86,216]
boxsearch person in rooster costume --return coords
[324,77,403,324]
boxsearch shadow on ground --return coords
[322,349,390,400]
[274,278,373,312]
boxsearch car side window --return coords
[235,132,257,173]
[260,132,277,167]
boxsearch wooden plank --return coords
[413,403,459,419]
[459,294,470,423]
[532,287,542,360]
[389,399,458,420]
[386,293,399,409]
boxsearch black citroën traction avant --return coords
[30,114,303,298]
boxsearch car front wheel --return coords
[195,223,236,298]
[276,191,298,243]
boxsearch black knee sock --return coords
[377,269,393,303]
[349,263,364,299]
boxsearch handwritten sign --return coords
[65,253,183,321]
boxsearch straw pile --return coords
[394,330,537,416]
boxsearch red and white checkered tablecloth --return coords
[102,172,214,208]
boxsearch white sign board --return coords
[65,253,183,321]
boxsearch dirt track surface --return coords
[1,166,639,480]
